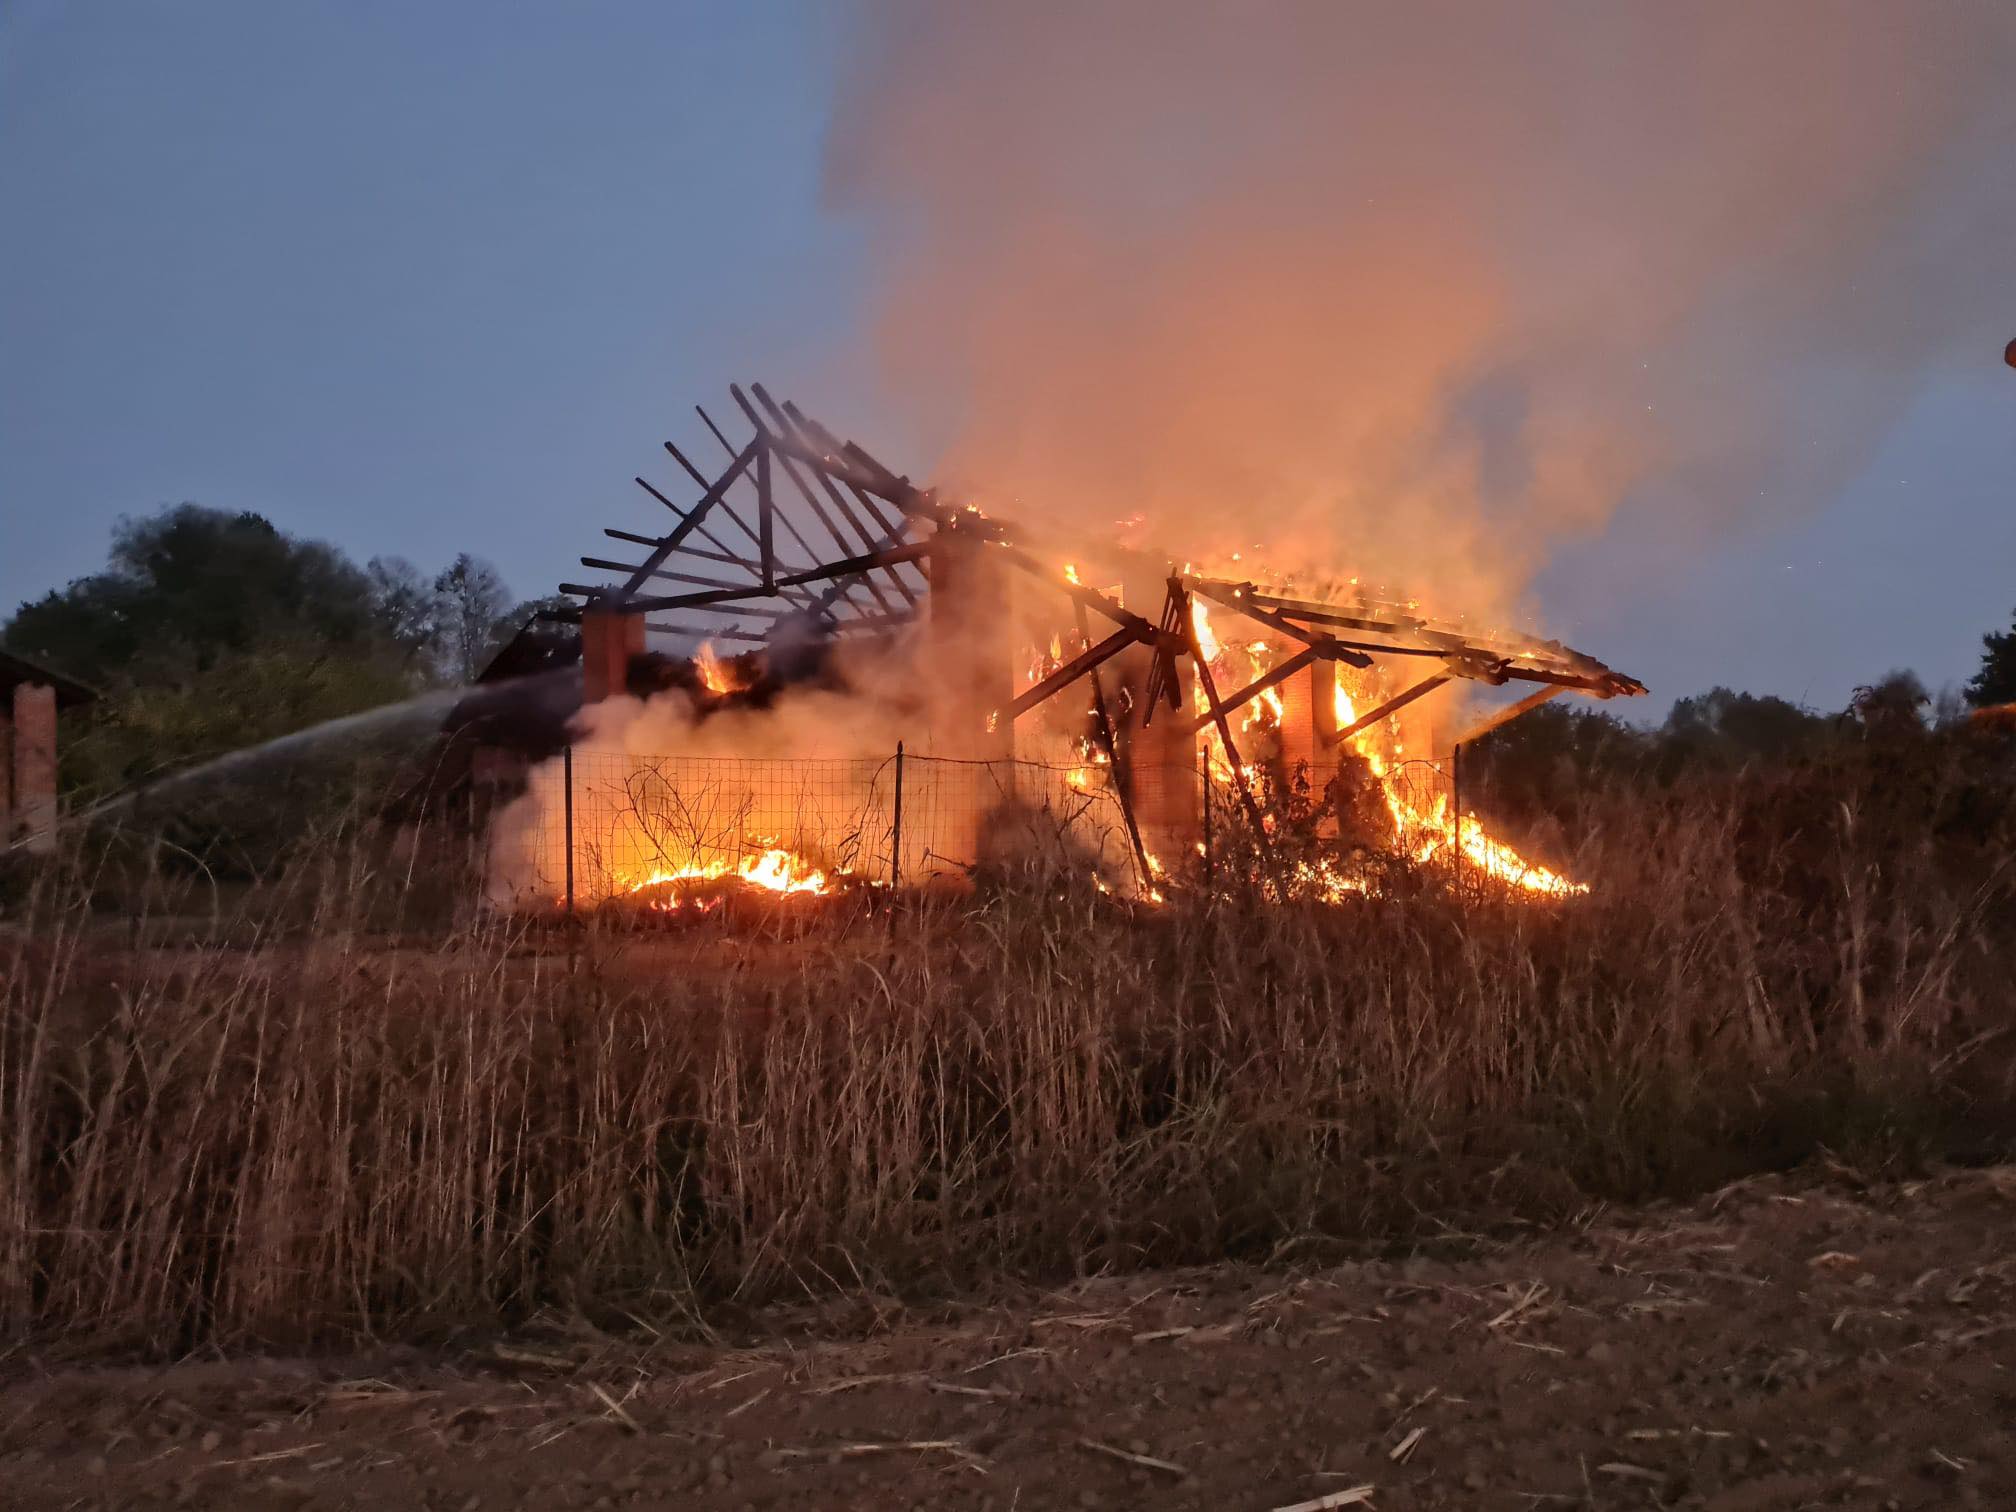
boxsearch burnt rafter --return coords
[1193,578,1643,699]
[1182,646,1323,739]
[1327,673,1454,748]
[1008,626,1147,721]
[560,384,1643,778]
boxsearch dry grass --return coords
[3,738,2013,1353]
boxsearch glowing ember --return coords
[626,846,832,911]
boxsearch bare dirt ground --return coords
[4,1165,2013,1512]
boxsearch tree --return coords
[1848,669,1930,737]
[431,554,516,684]
[5,504,400,685]
[1660,687,1830,771]
[366,555,444,668]
[0,505,518,796]
[1966,609,2016,707]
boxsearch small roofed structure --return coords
[1,649,96,854]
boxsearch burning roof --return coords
[515,383,1643,906]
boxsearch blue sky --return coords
[4,3,2013,714]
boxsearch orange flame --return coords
[626,846,832,911]
[696,641,748,696]
[1332,679,1585,896]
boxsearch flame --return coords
[627,846,832,911]
[1331,678,1585,895]
[696,641,747,696]
[1063,562,1081,585]
[1190,597,1222,662]
[1241,640,1283,733]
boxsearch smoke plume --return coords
[826,2,2016,631]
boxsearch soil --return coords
[5,1164,2013,1511]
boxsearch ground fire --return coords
[481,384,1643,913]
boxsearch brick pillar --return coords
[580,608,646,704]
[923,530,1013,872]
[1130,657,1200,857]
[1277,661,1339,789]
[1119,572,1201,861]
[926,531,1013,761]
[13,682,57,854]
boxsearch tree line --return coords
[7,500,2016,805]
[2,504,565,796]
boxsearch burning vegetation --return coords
[486,385,1639,917]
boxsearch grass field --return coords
[3,733,2012,1354]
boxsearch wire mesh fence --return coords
[483,742,1467,910]
[490,745,1153,907]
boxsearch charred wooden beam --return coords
[824,609,919,635]
[779,400,921,558]
[753,386,921,608]
[560,583,786,620]
[1073,597,1152,889]
[740,387,904,615]
[988,540,1164,642]
[656,439,772,561]
[1327,673,1453,748]
[1498,665,1640,697]
[632,470,773,578]
[1006,626,1144,721]
[642,621,767,643]
[693,405,838,597]
[1181,646,1321,738]
[656,599,790,620]
[1211,580,1628,687]
[610,440,759,604]
[1188,582,1376,669]
[730,386,892,612]
[756,440,775,592]
[1140,581,1190,723]
[606,526,770,575]
[1173,576,1274,881]
[1450,685,1566,748]
[618,539,935,613]
[579,557,765,593]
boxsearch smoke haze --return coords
[826,2,2016,633]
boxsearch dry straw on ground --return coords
[2,739,2012,1353]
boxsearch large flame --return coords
[1331,677,1585,896]
[627,846,832,911]
[1181,600,1583,898]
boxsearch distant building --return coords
[0,650,96,854]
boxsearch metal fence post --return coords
[563,742,576,914]
[891,740,904,888]
[1449,741,1462,898]
[1201,746,1213,882]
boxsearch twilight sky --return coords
[4,2,2013,714]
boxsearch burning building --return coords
[481,384,1642,911]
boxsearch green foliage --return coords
[5,505,403,686]
[59,646,418,800]
[1966,607,2016,707]
[1660,686,1835,771]
[3,505,537,808]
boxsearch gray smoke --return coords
[826,2,2016,631]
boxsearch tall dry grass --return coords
[2,739,2013,1352]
